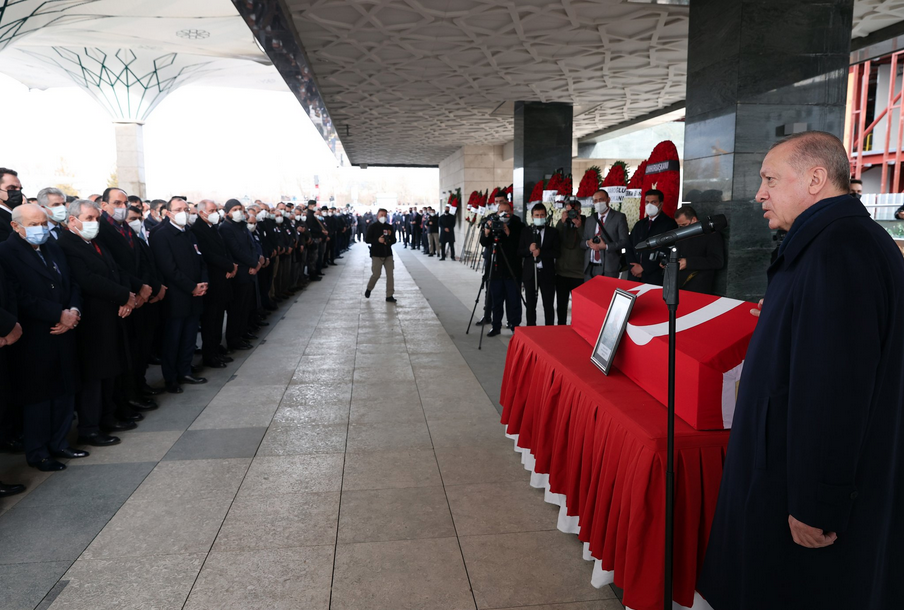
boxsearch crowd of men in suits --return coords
[0,166,356,496]
[355,205,458,260]
[474,188,725,336]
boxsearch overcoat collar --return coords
[774,194,869,266]
[9,232,56,281]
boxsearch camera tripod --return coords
[466,235,526,350]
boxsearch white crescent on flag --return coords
[624,285,746,346]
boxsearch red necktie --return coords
[93,242,102,256]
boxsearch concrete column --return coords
[114,121,147,199]
[682,0,854,300]
[513,102,573,220]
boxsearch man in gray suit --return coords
[581,189,629,280]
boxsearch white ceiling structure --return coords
[0,0,284,121]
[283,0,904,166]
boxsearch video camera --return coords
[481,212,509,240]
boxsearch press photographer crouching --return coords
[365,208,397,303]
[479,200,524,337]
[518,203,559,326]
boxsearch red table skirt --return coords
[500,326,728,610]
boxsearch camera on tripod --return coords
[482,213,507,240]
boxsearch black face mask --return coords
[852,192,862,200]
[4,189,23,208]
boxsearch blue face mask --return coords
[24,225,49,246]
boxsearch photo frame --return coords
[591,289,637,375]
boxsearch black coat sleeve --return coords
[219,223,259,268]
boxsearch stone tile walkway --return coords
[0,243,621,610]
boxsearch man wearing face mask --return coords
[0,168,25,242]
[365,208,397,302]
[219,200,259,352]
[192,200,235,368]
[554,199,587,325]
[37,187,68,240]
[144,200,165,234]
[96,188,158,418]
[518,203,560,326]
[59,199,139,445]
[581,189,629,280]
[439,205,456,261]
[426,208,440,256]
[0,204,86,469]
[150,197,209,393]
[625,189,678,286]
[479,200,524,336]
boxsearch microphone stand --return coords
[661,246,679,610]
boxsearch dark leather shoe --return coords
[178,375,207,385]
[0,481,26,497]
[51,447,90,459]
[190,364,201,374]
[230,342,253,351]
[365,289,371,298]
[128,398,158,412]
[474,317,488,326]
[102,421,137,432]
[0,439,24,454]
[310,276,322,281]
[386,296,397,303]
[219,355,234,363]
[77,433,121,447]
[166,383,184,394]
[256,321,270,326]
[29,459,66,472]
[139,384,165,396]
[203,360,227,369]
[120,412,144,422]
[487,329,501,337]
[242,333,259,341]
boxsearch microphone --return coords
[634,214,727,251]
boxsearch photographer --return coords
[518,203,560,326]
[554,199,586,325]
[625,189,678,286]
[672,205,724,294]
[479,200,524,337]
[364,208,397,303]
[581,189,628,280]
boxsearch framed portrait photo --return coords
[591,289,637,376]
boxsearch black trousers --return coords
[488,277,522,331]
[200,290,228,363]
[258,263,274,308]
[161,314,200,383]
[441,241,456,259]
[555,275,585,325]
[226,282,253,347]
[77,377,118,434]
[523,272,556,326]
[24,394,74,463]
[412,228,422,249]
[132,302,160,389]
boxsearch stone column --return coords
[114,122,147,199]
[513,102,573,220]
[682,0,854,300]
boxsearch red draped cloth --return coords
[500,326,728,610]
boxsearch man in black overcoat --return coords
[698,131,904,610]
[59,199,138,445]
[0,261,26,495]
[1,204,86,470]
[625,189,678,286]
[150,197,208,393]
[219,200,259,351]
[439,205,456,260]
[192,200,234,368]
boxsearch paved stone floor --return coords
[0,242,622,610]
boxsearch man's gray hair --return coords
[36,187,65,207]
[771,131,851,192]
[68,198,100,219]
[10,202,43,225]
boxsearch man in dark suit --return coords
[0,260,26,494]
[699,131,904,610]
[409,208,421,251]
[581,190,629,280]
[1,204,88,470]
[219,200,259,351]
[150,197,208,393]
[439,205,457,260]
[96,188,158,417]
[673,205,724,294]
[479,200,524,337]
[518,203,560,326]
[0,167,24,242]
[59,199,138,446]
[192,200,235,368]
[625,189,678,286]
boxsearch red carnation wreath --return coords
[642,141,680,218]
[528,180,545,204]
[558,174,573,196]
[545,171,564,193]
[628,160,648,189]
[576,166,603,197]
[601,161,628,187]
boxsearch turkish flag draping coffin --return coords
[571,277,757,430]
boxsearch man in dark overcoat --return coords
[698,131,904,609]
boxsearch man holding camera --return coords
[479,200,524,337]
[519,203,560,326]
[625,189,678,286]
[554,199,586,325]
[365,208,397,303]
[581,189,629,280]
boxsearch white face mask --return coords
[78,220,99,241]
[256,211,267,222]
[173,211,188,227]
[275,216,284,224]
[247,222,257,233]
[127,219,142,235]
[46,206,68,223]
[142,210,150,220]
[269,213,276,220]
[596,202,609,215]
[112,206,128,223]
[188,213,198,225]
[208,212,220,225]
[532,217,546,227]
[645,203,660,218]
[378,216,387,223]
[231,209,244,223]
